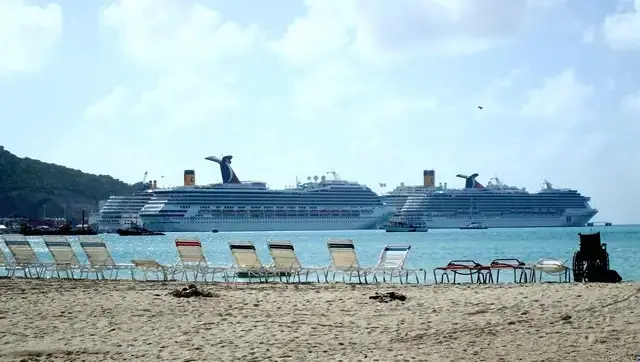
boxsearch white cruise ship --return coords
[383,170,598,229]
[96,190,154,232]
[138,155,395,232]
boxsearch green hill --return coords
[0,145,143,220]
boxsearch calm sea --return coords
[8,225,639,282]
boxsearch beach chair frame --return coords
[267,240,321,283]
[433,260,493,284]
[228,241,274,283]
[488,258,532,283]
[42,235,82,279]
[369,244,426,284]
[78,236,134,280]
[324,239,370,284]
[1,234,44,278]
[173,237,228,282]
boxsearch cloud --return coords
[0,0,63,75]
[601,0,640,50]
[520,68,594,124]
[84,86,133,123]
[100,0,260,72]
[271,0,543,66]
[621,91,640,115]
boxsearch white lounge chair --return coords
[1,234,44,278]
[267,240,321,283]
[42,235,81,279]
[531,258,570,282]
[228,241,273,283]
[78,235,134,279]
[173,237,228,282]
[369,244,426,284]
[0,243,7,277]
[325,239,371,283]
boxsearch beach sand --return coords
[0,279,639,361]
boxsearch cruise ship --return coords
[138,155,395,232]
[96,189,154,232]
[383,170,598,229]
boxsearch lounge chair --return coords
[78,235,134,279]
[1,234,44,278]
[132,259,171,281]
[42,235,81,279]
[267,240,321,282]
[228,241,273,283]
[433,260,492,284]
[368,244,426,284]
[324,239,371,283]
[0,243,7,277]
[530,258,570,282]
[488,258,531,283]
[173,237,228,282]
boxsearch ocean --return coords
[7,225,639,282]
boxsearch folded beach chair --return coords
[1,234,44,278]
[78,235,134,279]
[132,259,172,281]
[267,240,321,283]
[42,235,81,279]
[324,239,371,284]
[228,241,274,283]
[531,258,570,282]
[174,237,228,282]
[368,244,426,284]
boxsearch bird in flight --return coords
[477,106,483,110]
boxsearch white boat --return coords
[384,170,597,229]
[460,221,488,230]
[138,155,395,232]
[382,221,429,233]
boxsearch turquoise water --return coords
[10,225,640,282]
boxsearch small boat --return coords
[383,221,429,233]
[211,229,219,233]
[117,225,165,236]
[460,222,488,230]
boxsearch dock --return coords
[586,221,613,226]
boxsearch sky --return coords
[1,0,639,224]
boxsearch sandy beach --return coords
[0,279,638,361]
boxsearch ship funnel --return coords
[152,180,157,189]
[184,170,196,186]
[147,181,153,189]
[456,173,484,189]
[205,155,241,184]
[423,170,435,188]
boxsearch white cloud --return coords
[100,0,260,72]
[272,0,539,66]
[84,86,133,123]
[520,68,594,124]
[621,91,640,115]
[601,0,640,50]
[0,0,63,75]
[86,0,261,134]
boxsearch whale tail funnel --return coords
[205,155,241,184]
[456,173,484,189]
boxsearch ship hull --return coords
[418,210,597,229]
[142,215,392,233]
